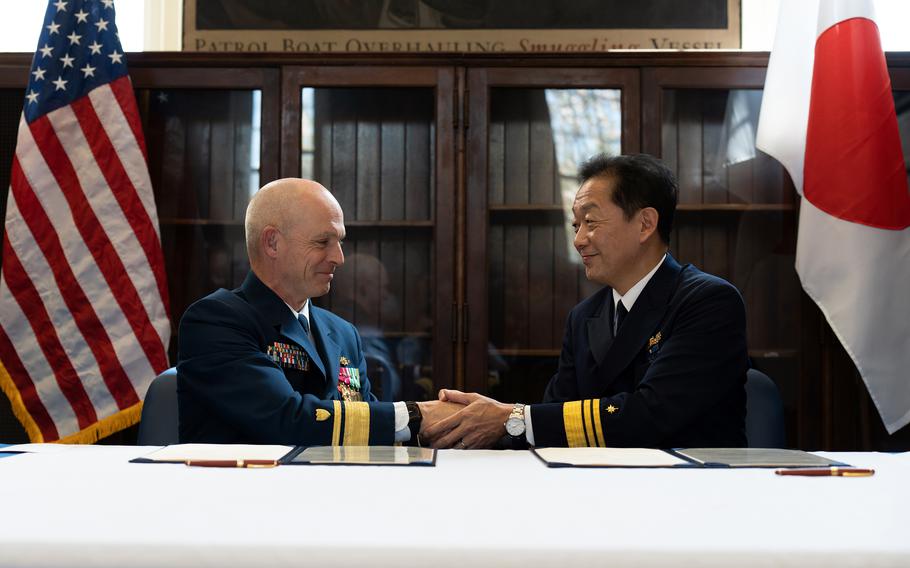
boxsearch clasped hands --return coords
[417,390,514,449]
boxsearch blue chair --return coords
[745,368,786,448]
[365,353,402,402]
[137,368,178,445]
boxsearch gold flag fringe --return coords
[57,402,143,444]
[0,360,145,444]
[0,360,43,442]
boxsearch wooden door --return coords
[280,66,457,399]
[463,67,640,402]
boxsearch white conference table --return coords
[0,446,907,568]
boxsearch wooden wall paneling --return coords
[201,226,228,293]
[428,121,436,218]
[676,91,703,205]
[701,91,729,205]
[750,213,785,349]
[726,158,753,205]
[676,213,704,268]
[405,111,432,220]
[380,230,405,330]
[232,238,249,289]
[659,91,678,173]
[503,93,530,206]
[528,225,555,349]
[158,223,179,358]
[433,67,456,392]
[701,214,729,281]
[328,234,355,323]
[314,90,333,184]
[404,237,431,334]
[553,226,578,344]
[279,68,303,179]
[528,93,555,205]
[621,70,642,154]
[330,97,357,217]
[354,235,381,328]
[129,67,279,191]
[502,225,530,349]
[159,114,185,219]
[753,149,782,204]
[128,69,283,357]
[488,224,504,347]
[823,332,864,450]
[355,97,380,221]
[0,90,24,214]
[798,281,824,449]
[137,92,163,216]
[641,66,767,157]
[738,210,759,351]
[767,215,791,349]
[465,67,640,392]
[464,67,492,393]
[232,92,254,219]
[776,212,800,349]
[258,71,281,185]
[528,92,557,350]
[185,113,212,218]
[488,119,505,205]
[208,98,234,221]
[282,65,438,184]
[380,117,405,220]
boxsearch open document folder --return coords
[132,444,436,466]
[532,447,849,468]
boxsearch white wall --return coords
[743,0,910,51]
[0,0,908,53]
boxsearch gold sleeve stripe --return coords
[331,400,342,446]
[581,397,594,447]
[563,400,587,447]
[342,401,370,446]
[590,399,606,447]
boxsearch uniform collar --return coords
[612,253,667,314]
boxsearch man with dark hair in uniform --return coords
[425,153,748,449]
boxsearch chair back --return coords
[745,368,786,448]
[137,368,178,445]
[365,354,402,402]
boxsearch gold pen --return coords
[775,467,874,477]
[185,459,278,468]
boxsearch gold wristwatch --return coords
[504,403,526,438]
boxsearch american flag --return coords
[0,0,170,443]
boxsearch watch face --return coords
[505,417,525,437]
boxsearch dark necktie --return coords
[298,313,310,337]
[298,313,324,372]
[614,301,628,336]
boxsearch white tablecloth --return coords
[0,446,907,567]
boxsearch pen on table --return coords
[775,467,874,477]
[185,459,278,468]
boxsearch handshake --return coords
[415,391,518,449]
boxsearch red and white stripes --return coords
[0,76,170,442]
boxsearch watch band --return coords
[505,403,526,438]
[405,401,422,445]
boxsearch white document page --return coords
[140,444,294,462]
[534,447,688,467]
